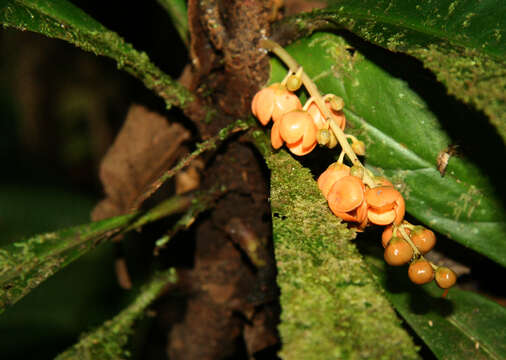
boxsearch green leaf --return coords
[0,0,193,109]
[0,196,191,312]
[255,137,419,359]
[274,1,506,140]
[157,0,188,47]
[269,33,506,266]
[56,268,177,360]
[367,255,506,360]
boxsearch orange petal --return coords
[287,138,317,156]
[328,176,365,212]
[270,121,284,149]
[330,208,359,222]
[331,109,346,130]
[252,87,275,126]
[302,119,317,149]
[317,163,351,199]
[366,186,401,211]
[272,89,302,122]
[279,111,307,143]
[368,208,396,225]
[356,199,369,224]
[307,103,327,129]
[393,196,405,225]
[382,225,394,246]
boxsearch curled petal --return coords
[252,87,275,126]
[279,111,305,143]
[356,199,369,225]
[270,121,283,149]
[307,103,327,130]
[279,111,313,144]
[328,176,365,212]
[368,208,396,225]
[333,110,346,130]
[317,163,350,199]
[394,196,405,225]
[307,102,346,130]
[272,89,302,122]
[287,138,317,156]
[366,186,402,211]
[302,120,317,149]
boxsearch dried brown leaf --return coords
[92,105,190,220]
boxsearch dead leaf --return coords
[92,104,190,220]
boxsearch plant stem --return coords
[131,119,250,210]
[397,225,421,257]
[259,39,375,186]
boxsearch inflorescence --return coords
[252,39,457,290]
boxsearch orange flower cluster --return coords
[251,75,456,290]
[317,163,405,230]
[317,162,455,288]
[252,83,346,156]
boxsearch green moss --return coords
[410,44,506,141]
[265,149,419,359]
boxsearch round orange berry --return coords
[410,227,436,254]
[435,267,457,289]
[408,260,434,284]
[384,238,413,266]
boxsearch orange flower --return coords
[307,102,346,130]
[279,110,317,156]
[327,175,368,225]
[251,84,302,126]
[365,186,405,226]
[317,163,350,199]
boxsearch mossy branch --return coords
[251,130,419,359]
[1,0,193,109]
[0,195,191,313]
[55,269,177,360]
[132,119,250,210]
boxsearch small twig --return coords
[153,186,227,255]
[131,119,250,211]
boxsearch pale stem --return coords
[397,224,438,270]
[259,38,375,186]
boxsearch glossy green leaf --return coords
[0,196,190,312]
[251,133,419,359]
[366,255,506,360]
[274,0,506,140]
[157,0,188,47]
[269,33,506,266]
[0,0,193,109]
[56,268,177,360]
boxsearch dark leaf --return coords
[269,32,506,266]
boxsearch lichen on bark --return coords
[264,147,419,359]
